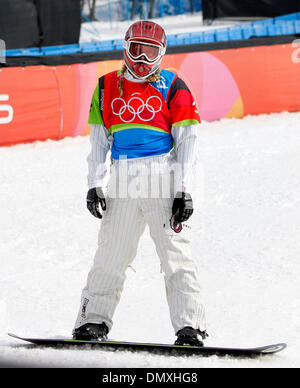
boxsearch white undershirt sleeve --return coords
[87,124,111,189]
[171,124,199,194]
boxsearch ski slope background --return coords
[0,110,299,368]
[79,9,236,43]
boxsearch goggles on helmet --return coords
[124,40,165,64]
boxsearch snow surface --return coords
[1,111,300,368]
[79,12,236,42]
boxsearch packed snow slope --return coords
[0,111,299,368]
[79,12,235,42]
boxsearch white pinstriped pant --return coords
[74,174,206,334]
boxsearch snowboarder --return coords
[73,20,207,346]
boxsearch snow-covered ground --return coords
[1,111,300,368]
[79,12,236,42]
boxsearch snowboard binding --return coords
[73,322,108,341]
[175,326,207,347]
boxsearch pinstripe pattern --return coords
[74,173,206,334]
[87,124,111,189]
[172,125,198,193]
[75,196,146,330]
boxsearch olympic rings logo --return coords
[111,93,162,123]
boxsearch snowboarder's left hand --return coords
[86,187,106,219]
[172,192,194,222]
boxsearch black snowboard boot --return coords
[73,322,108,341]
[175,326,206,347]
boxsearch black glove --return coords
[172,192,194,222]
[86,187,106,219]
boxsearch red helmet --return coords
[124,21,167,80]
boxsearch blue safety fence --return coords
[5,12,300,57]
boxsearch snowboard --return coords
[8,333,286,357]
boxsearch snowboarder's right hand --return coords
[86,187,106,219]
